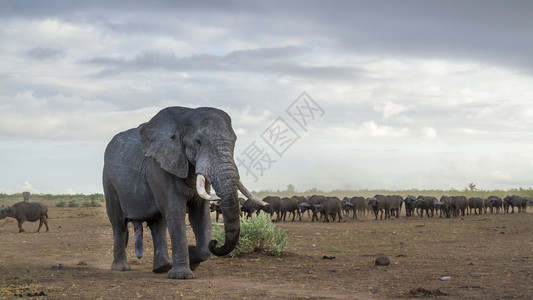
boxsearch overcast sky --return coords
[1,1,533,194]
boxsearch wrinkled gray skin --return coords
[103,107,243,279]
[313,197,342,222]
[452,196,468,217]
[259,196,282,222]
[281,197,301,221]
[0,202,49,233]
[416,196,437,218]
[403,195,417,217]
[467,197,484,215]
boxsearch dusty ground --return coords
[0,201,532,299]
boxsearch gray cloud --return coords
[26,46,65,60]
[82,46,361,80]
[4,1,532,73]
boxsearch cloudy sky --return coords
[1,1,533,194]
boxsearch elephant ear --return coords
[140,108,189,178]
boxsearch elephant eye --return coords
[195,139,201,146]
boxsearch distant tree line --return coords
[0,193,104,202]
[2,185,533,204]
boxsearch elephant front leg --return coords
[165,208,195,279]
[187,199,212,271]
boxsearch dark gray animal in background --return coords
[292,196,308,207]
[416,196,437,218]
[299,202,313,218]
[367,195,389,220]
[452,196,468,217]
[209,200,223,222]
[467,197,484,215]
[306,195,327,222]
[341,196,366,219]
[0,202,49,233]
[241,198,259,219]
[313,197,342,222]
[352,196,367,216]
[403,195,417,217]
[102,106,265,279]
[259,196,283,222]
[503,195,527,213]
[483,198,491,214]
[387,195,403,218]
[281,197,301,221]
[341,198,355,218]
[434,201,444,218]
[293,196,311,218]
[438,196,453,218]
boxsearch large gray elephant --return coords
[103,106,265,279]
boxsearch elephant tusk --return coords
[237,181,268,206]
[196,174,220,201]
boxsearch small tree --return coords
[286,184,296,194]
[468,182,477,191]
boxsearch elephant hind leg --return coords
[110,223,131,271]
[104,182,131,271]
[147,218,171,273]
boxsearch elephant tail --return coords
[132,221,143,259]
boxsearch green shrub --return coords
[68,200,79,207]
[56,200,66,207]
[81,199,101,207]
[213,212,287,258]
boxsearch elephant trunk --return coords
[207,161,241,257]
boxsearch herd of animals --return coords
[0,194,531,234]
[211,194,533,223]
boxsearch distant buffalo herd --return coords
[210,194,532,222]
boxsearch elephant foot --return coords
[167,266,195,279]
[153,262,172,273]
[111,260,131,271]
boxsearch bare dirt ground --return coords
[1,202,532,299]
